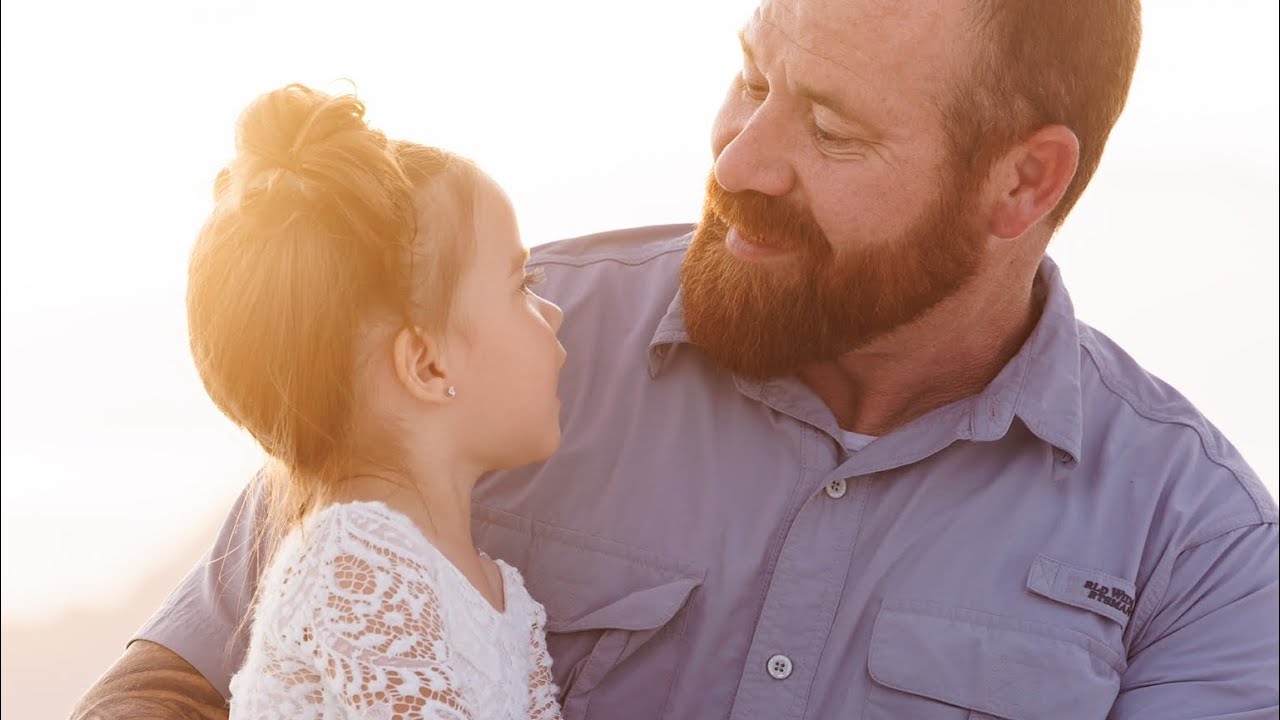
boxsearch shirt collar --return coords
[1003,256,1085,465]
[647,255,1084,464]
[647,285,690,377]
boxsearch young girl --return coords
[187,83,565,719]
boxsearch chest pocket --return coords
[473,504,704,720]
[864,599,1125,720]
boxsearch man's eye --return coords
[810,119,865,154]
[813,124,849,144]
[740,75,768,101]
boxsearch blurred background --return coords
[2,1,1277,717]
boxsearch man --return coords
[74,1,1278,718]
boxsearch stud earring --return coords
[446,386,456,397]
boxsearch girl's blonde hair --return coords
[188,83,479,550]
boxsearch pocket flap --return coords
[1025,554,1136,627]
[868,599,1122,720]
[553,576,702,633]
[473,504,704,632]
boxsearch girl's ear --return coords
[391,326,454,403]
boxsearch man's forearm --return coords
[70,640,228,720]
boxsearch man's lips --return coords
[725,226,789,261]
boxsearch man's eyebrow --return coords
[738,29,757,67]
[799,84,861,123]
[739,27,881,136]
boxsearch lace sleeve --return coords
[310,547,474,720]
[527,603,562,720]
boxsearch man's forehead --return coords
[750,0,965,78]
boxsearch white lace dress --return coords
[228,500,561,719]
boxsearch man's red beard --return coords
[680,172,984,380]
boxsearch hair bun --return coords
[237,166,311,222]
[221,84,388,225]
[236,83,373,173]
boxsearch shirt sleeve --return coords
[1111,521,1279,719]
[132,479,267,699]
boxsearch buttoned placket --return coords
[724,375,878,719]
[726,375,996,719]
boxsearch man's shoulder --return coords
[1076,321,1277,530]
[527,224,693,328]
[530,223,694,269]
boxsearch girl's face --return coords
[443,176,566,470]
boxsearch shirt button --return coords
[766,654,793,680]
[825,478,848,499]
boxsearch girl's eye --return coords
[521,266,545,294]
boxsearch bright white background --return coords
[1,1,1276,714]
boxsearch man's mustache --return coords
[702,174,830,255]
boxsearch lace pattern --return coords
[229,501,561,719]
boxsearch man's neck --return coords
[798,261,1045,437]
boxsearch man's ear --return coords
[984,124,1080,239]
[391,326,454,403]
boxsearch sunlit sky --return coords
[2,1,1277,625]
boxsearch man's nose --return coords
[714,106,796,198]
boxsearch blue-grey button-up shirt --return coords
[138,224,1278,719]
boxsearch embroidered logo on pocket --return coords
[1026,554,1137,626]
[1082,579,1135,618]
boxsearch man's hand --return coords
[70,640,228,720]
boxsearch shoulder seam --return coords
[1182,514,1278,551]
[531,243,687,270]
[530,234,691,270]
[1078,329,1272,522]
